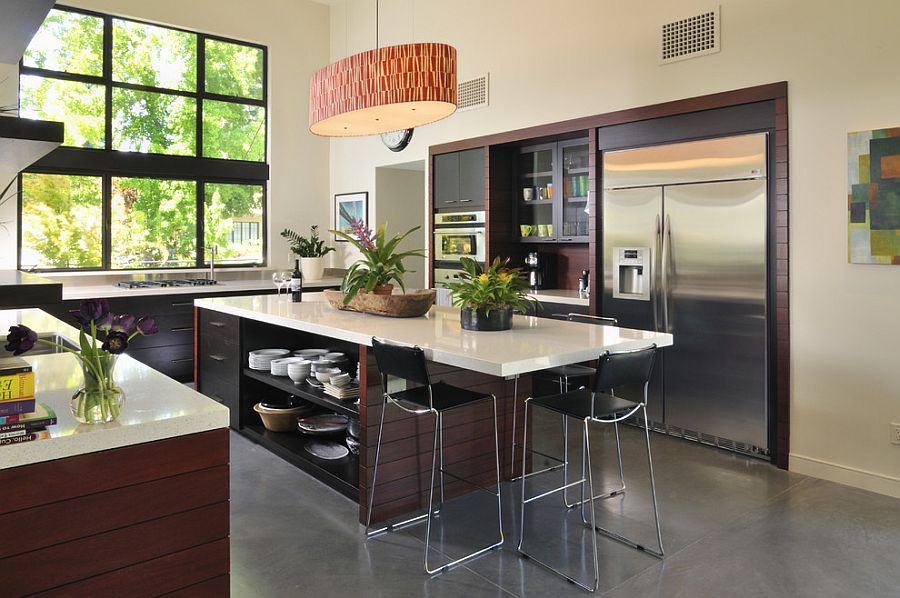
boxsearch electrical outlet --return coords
[892,423,900,446]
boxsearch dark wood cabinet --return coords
[433,147,484,210]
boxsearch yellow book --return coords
[0,373,35,402]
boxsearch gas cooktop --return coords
[114,278,219,289]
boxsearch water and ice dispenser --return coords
[612,247,650,301]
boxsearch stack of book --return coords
[0,357,56,446]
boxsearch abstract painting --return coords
[848,127,900,264]
[334,192,368,241]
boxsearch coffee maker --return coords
[524,251,554,290]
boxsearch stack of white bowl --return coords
[330,372,351,387]
[294,348,329,361]
[270,356,308,377]
[249,349,290,371]
[287,360,313,383]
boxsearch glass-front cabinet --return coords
[516,138,589,243]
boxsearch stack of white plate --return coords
[270,356,308,376]
[294,348,329,360]
[249,349,290,371]
[287,360,313,383]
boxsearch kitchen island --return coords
[0,309,231,596]
[194,294,672,524]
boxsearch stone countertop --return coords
[0,270,63,308]
[527,289,590,307]
[61,277,344,300]
[0,309,229,470]
[194,294,672,378]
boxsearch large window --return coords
[18,6,268,270]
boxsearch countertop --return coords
[62,276,344,300]
[0,270,63,308]
[194,294,672,377]
[0,308,229,470]
[527,289,590,307]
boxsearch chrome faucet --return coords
[209,245,218,281]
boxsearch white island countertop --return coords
[527,289,590,307]
[62,276,344,300]
[195,294,672,377]
[0,309,229,470]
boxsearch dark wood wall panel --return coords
[0,429,230,596]
[774,95,790,468]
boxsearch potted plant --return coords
[281,225,335,280]
[330,219,425,304]
[5,299,159,424]
[446,257,535,331]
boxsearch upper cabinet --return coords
[516,138,589,243]
[433,147,485,211]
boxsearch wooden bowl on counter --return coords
[324,289,436,318]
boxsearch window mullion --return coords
[197,179,205,268]
[102,175,112,270]
[103,15,113,151]
[197,34,205,161]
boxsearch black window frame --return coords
[17,4,270,272]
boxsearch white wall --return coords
[328,0,900,497]
[374,165,426,289]
[0,0,332,270]
[0,62,21,267]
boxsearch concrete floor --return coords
[230,413,900,597]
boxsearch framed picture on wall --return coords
[334,192,368,241]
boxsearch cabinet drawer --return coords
[127,344,194,382]
[198,342,240,384]
[198,375,239,429]
[199,310,239,347]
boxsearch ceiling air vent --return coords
[660,6,720,64]
[457,74,489,111]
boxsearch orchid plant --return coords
[6,299,159,423]
[330,219,425,304]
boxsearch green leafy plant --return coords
[281,225,336,258]
[446,257,536,315]
[330,219,425,304]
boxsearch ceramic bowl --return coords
[294,348,329,360]
[315,367,341,383]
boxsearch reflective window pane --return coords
[111,178,197,269]
[23,9,103,76]
[20,174,103,269]
[202,100,265,161]
[112,19,197,92]
[204,183,264,265]
[19,75,106,149]
[205,39,264,100]
[112,88,196,156]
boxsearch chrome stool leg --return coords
[438,412,445,514]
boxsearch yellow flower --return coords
[499,272,513,282]
[478,273,490,283]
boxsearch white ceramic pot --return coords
[299,256,325,280]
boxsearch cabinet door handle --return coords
[171,326,193,332]
[208,321,226,328]
[560,237,573,242]
[459,199,473,203]
[171,301,193,307]
[171,357,194,364]
[547,237,557,242]
[209,354,226,362]
[443,199,457,203]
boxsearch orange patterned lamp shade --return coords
[309,42,457,137]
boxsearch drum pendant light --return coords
[308,1,457,137]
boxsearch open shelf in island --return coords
[244,368,359,418]
[242,424,359,501]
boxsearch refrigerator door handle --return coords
[661,214,671,332]
[652,214,661,332]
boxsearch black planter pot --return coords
[460,306,513,331]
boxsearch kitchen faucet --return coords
[209,245,218,281]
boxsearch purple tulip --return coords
[101,331,129,354]
[135,316,159,336]
[5,325,37,356]
[70,298,111,327]
[112,314,136,334]
[95,313,115,331]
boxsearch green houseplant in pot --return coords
[331,219,425,304]
[281,225,335,280]
[447,257,535,331]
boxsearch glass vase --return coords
[70,353,126,424]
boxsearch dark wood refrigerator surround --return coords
[428,82,791,468]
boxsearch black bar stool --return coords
[517,344,663,592]
[365,337,504,574]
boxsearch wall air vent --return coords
[457,74,489,111]
[660,6,720,64]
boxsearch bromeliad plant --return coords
[5,299,159,424]
[281,225,336,258]
[446,257,535,315]
[330,219,425,304]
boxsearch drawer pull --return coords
[209,355,226,362]
[171,357,194,364]
[171,326,193,332]
[171,301,193,307]
[459,199,473,203]
[208,321,226,328]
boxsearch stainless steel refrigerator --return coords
[602,133,769,456]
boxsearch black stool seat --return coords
[531,388,638,420]
[543,363,595,378]
[390,382,493,412]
